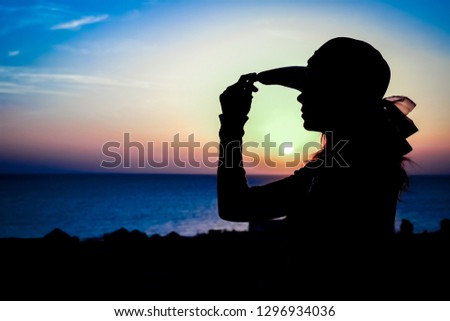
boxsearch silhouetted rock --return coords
[103,227,148,247]
[400,219,414,236]
[150,233,162,239]
[103,227,130,242]
[44,228,71,240]
[441,219,450,235]
[165,231,181,239]
[207,229,223,235]
[130,229,148,241]
[1,227,449,301]
[43,228,79,244]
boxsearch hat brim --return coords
[256,66,307,91]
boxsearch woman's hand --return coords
[219,73,258,119]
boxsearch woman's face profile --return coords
[297,58,343,132]
[260,38,390,133]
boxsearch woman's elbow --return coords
[218,206,250,222]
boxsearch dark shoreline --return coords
[1,222,449,301]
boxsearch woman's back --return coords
[217,36,417,246]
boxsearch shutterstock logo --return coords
[100,132,349,169]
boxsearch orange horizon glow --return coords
[1,1,450,175]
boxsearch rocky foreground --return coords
[1,220,449,300]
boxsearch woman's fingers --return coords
[237,73,259,92]
[238,73,257,83]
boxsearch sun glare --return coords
[283,146,294,155]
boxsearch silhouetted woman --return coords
[217,37,418,249]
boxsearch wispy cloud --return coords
[53,44,93,55]
[8,50,20,57]
[0,66,153,97]
[0,81,73,96]
[0,81,31,94]
[0,4,71,35]
[13,72,150,88]
[51,14,109,30]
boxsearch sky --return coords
[0,0,449,175]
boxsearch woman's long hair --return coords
[310,129,410,199]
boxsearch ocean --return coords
[1,174,449,239]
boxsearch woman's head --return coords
[298,37,391,132]
[256,37,413,194]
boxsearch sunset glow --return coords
[1,0,449,174]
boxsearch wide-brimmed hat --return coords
[256,37,391,100]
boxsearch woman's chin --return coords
[302,120,322,132]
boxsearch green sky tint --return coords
[1,0,449,174]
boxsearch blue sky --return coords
[1,0,450,174]
[1,1,449,66]
[1,0,151,65]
